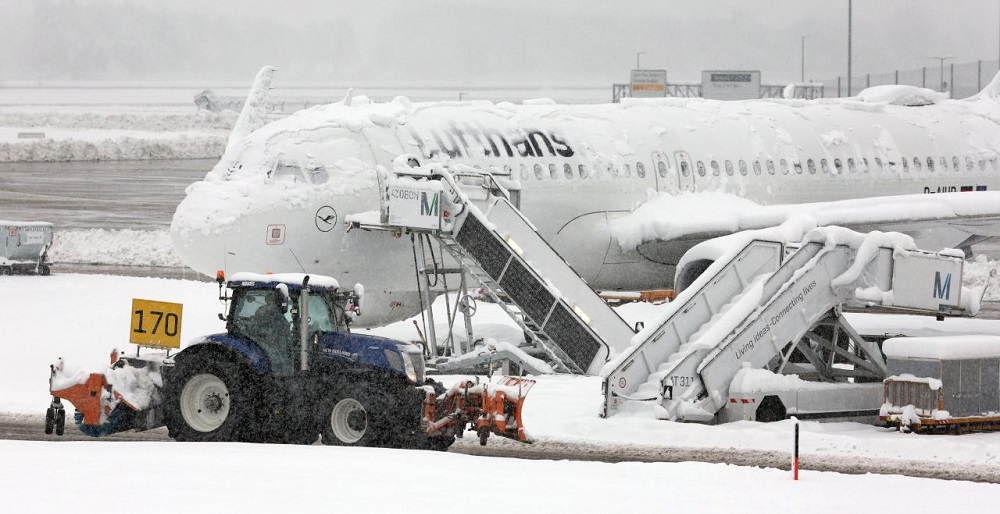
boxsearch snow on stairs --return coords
[601,240,784,417]
[605,241,884,422]
[622,278,769,417]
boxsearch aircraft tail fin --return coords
[970,71,1000,101]
[224,65,276,154]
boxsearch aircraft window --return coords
[912,157,922,172]
[564,163,573,179]
[637,161,646,178]
[979,158,987,171]
[680,161,691,177]
[861,158,869,172]
[711,161,720,176]
[655,161,665,178]
[579,164,589,178]
[519,164,529,180]
[306,165,329,184]
[549,163,558,179]
[874,157,882,172]
[779,159,789,175]
[272,161,305,183]
[928,157,936,173]
[623,163,632,178]
[534,163,544,180]
[697,161,706,177]
[834,158,843,174]
[847,158,856,173]
[991,157,999,171]
[610,163,620,177]
[753,161,762,175]
[966,156,975,172]
[901,159,909,173]
[739,160,748,176]
[821,158,831,173]
[721,160,731,176]
[766,160,775,175]
[807,159,816,174]
[503,164,512,175]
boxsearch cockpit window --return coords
[270,161,330,185]
[306,164,329,184]
[271,161,305,183]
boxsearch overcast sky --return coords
[2,0,998,86]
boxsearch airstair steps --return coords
[600,240,784,417]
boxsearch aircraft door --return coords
[652,151,673,193]
[674,151,695,192]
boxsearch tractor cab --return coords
[220,272,359,375]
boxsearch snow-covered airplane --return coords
[171,66,1000,327]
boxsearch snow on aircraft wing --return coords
[613,191,1000,260]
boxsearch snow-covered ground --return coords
[2,273,1000,510]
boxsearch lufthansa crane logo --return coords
[315,206,338,232]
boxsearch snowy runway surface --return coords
[5,440,996,514]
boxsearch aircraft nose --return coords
[170,182,237,277]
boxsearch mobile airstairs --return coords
[350,164,973,423]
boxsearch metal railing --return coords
[882,379,944,417]
[612,83,823,102]
[822,59,1000,99]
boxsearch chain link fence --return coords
[822,59,1000,99]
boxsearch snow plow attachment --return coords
[46,352,166,437]
[422,376,536,445]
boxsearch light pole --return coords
[801,35,809,83]
[929,56,952,93]
[847,0,853,96]
[636,51,646,70]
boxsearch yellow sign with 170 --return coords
[129,298,183,349]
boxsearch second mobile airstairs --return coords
[349,164,973,423]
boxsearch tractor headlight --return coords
[385,345,425,383]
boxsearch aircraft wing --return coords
[616,191,1000,264]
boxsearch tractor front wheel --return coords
[320,384,391,447]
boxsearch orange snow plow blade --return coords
[423,376,536,445]
[50,371,109,426]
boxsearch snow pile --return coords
[103,357,164,411]
[50,229,183,267]
[0,110,233,162]
[0,110,237,131]
[883,335,1000,360]
[966,254,1000,301]
[611,190,1000,252]
[730,366,863,393]
[0,134,226,162]
[856,85,948,106]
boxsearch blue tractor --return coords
[49,272,455,450]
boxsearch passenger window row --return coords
[687,154,999,178]
[497,151,998,183]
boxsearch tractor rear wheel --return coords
[164,353,252,442]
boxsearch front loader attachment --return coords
[423,376,536,445]
[47,351,167,437]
